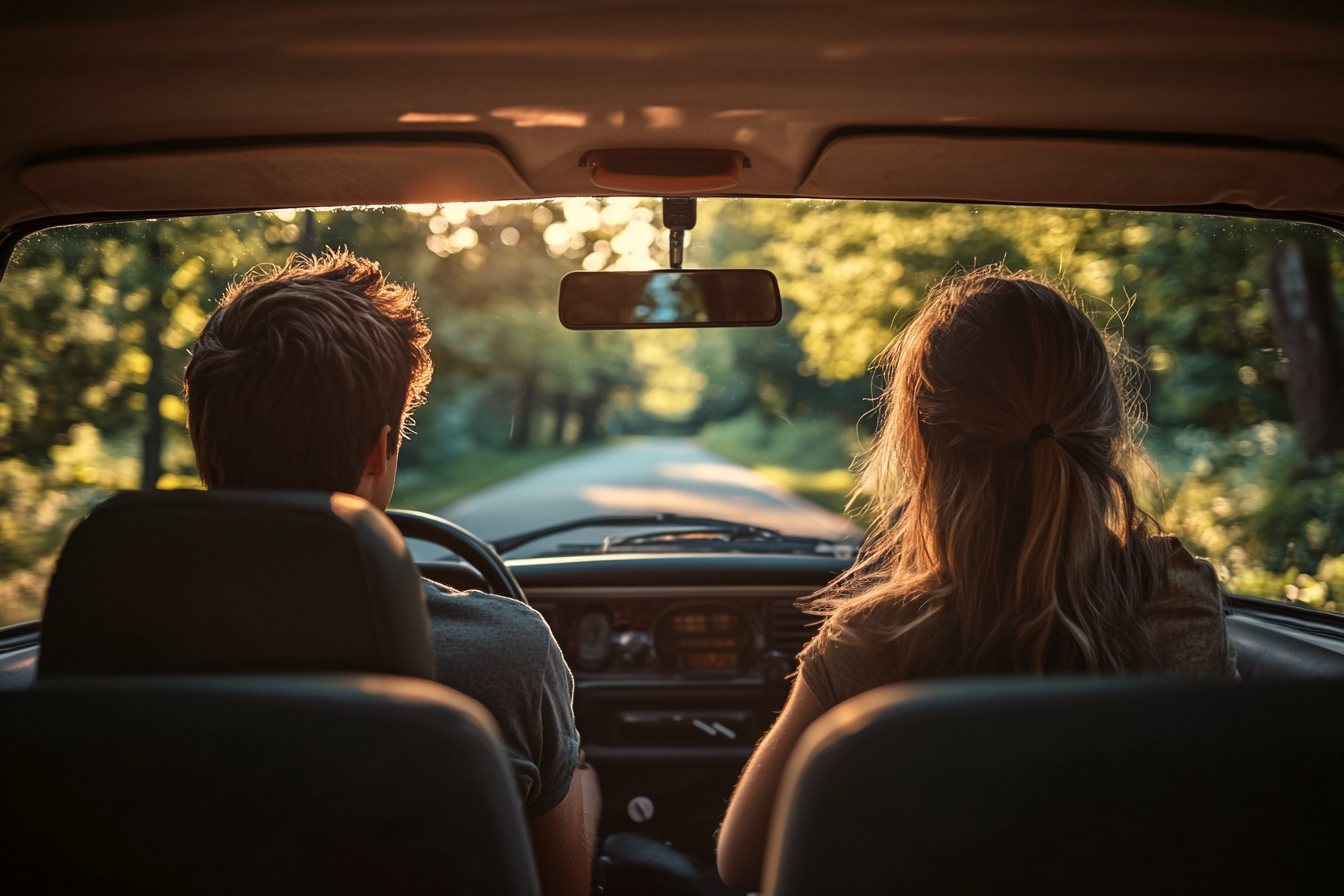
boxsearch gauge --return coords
[576,608,613,670]
[652,603,756,674]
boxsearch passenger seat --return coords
[764,677,1343,895]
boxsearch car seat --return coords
[763,677,1344,895]
[2,674,540,894]
[9,490,539,895]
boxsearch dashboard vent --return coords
[769,599,817,656]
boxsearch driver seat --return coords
[14,489,541,894]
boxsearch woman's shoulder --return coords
[1148,535,1222,606]
[796,600,929,711]
[1143,536,1239,677]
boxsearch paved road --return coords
[423,437,862,558]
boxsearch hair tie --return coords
[1029,423,1056,445]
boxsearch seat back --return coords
[1225,614,1344,679]
[1,675,540,896]
[764,678,1344,895]
[39,490,433,678]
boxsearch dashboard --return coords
[420,550,849,860]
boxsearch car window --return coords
[2,200,1342,626]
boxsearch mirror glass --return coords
[559,269,781,329]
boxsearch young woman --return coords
[716,268,1238,892]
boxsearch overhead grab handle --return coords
[583,148,745,194]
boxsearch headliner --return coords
[2,0,1342,235]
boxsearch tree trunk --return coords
[549,392,570,445]
[575,392,602,440]
[140,235,169,489]
[1267,236,1344,456]
[509,370,536,450]
[302,209,321,257]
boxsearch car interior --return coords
[2,2,1344,894]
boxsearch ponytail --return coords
[1009,434,1096,670]
[811,268,1161,676]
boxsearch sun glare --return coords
[397,112,480,123]
[491,107,588,128]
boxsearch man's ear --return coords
[363,425,392,481]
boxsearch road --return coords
[424,437,863,558]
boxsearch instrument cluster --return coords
[652,603,756,673]
[562,600,762,676]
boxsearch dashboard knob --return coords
[627,795,655,823]
[614,630,651,666]
[760,649,794,683]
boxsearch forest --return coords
[1,197,1342,625]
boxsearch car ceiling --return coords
[2,0,1342,236]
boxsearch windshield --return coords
[3,199,1342,623]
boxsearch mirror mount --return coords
[662,197,696,269]
[559,197,780,330]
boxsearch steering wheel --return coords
[386,509,528,606]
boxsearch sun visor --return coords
[799,135,1344,215]
[20,141,532,215]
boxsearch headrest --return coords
[38,490,434,679]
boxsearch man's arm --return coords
[578,749,602,843]
[529,768,591,896]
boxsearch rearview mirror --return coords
[559,269,782,329]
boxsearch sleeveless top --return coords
[797,537,1240,711]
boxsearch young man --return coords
[183,250,591,896]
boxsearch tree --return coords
[1267,233,1344,455]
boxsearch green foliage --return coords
[393,202,641,459]
[699,201,1314,435]
[0,215,292,469]
[1,226,155,460]
[0,424,142,625]
[698,412,861,515]
[1148,423,1344,611]
[699,411,858,472]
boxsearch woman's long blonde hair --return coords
[812,268,1166,676]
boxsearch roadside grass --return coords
[753,465,856,516]
[696,412,872,527]
[392,444,599,513]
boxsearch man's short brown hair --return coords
[184,250,432,492]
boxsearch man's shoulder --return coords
[419,582,579,817]
[421,579,561,663]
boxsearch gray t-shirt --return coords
[422,579,580,818]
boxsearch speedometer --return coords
[576,608,613,670]
[652,603,756,674]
